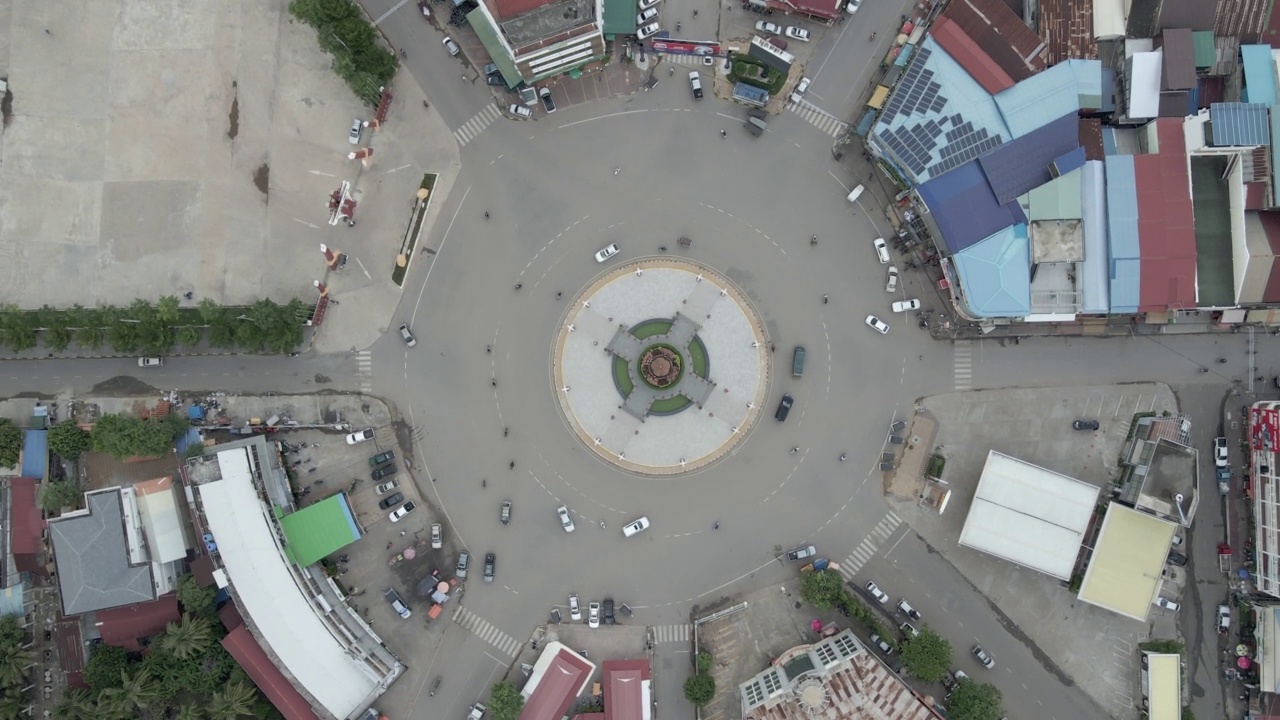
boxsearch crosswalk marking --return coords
[651,624,692,643]
[837,512,902,582]
[953,340,972,391]
[453,606,522,657]
[356,350,373,394]
[787,98,848,137]
[452,104,503,147]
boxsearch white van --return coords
[847,184,865,203]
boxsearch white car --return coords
[595,242,621,263]
[623,516,651,537]
[638,7,658,24]
[1155,596,1179,611]
[865,315,889,334]
[637,22,661,39]
[972,644,996,669]
[689,71,703,99]
[1214,437,1229,467]
[638,0,661,8]
[847,184,865,203]
[784,26,811,41]
[399,323,417,347]
[137,357,164,367]
[845,0,861,12]
[557,505,576,532]
[794,77,811,95]
[389,501,416,522]
[755,21,782,35]
[892,299,921,313]
[466,703,487,720]
[865,580,889,604]
[885,266,898,293]
[345,428,374,445]
[430,523,442,549]
[508,103,533,119]
[873,238,890,264]
[442,36,460,56]
[569,594,582,622]
[588,601,601,628]
[348,119,363,145]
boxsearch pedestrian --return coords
[491,379,497,387]
[509,460,515,469]
[918,355,923,361]
[486,345,491,353]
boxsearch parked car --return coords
[486,72,506,86]
[637,21,661,39]
[138,357,164,367]
[383,588,411,619]
[371,463,397,481]
[792,346,806,377]
[638,7,659,23]
[623,516,651,537]
[375,479,399,494]
[500,500,512,525]
[1218,604,1231,633]
[569,594,582,621]
[346,428,374,445]
[431,523,443,549]
[869,634,893,654]
[378,492,404,510]
[891,299,921,313]
[787,545,817,561]
[483,553,496,582]
[369,451,395,467]
[456,551,470,579]
[897,599,921,620]
[873,237,890,263]
[689,71,703,99]
[399,324,417,347]
[603,598,616,625]
[845,0,861,12]
[775,393,794,421]
[865,581,889,604]
[972,644,995,669]
[1155,596,1179,611]
[539,87,557,113]
[638,0,661,8]
[865,315,890,334]
[348,119,363,144]
[755,21,782,35]
[508,103,533,119]
[595,242,621,263]
[389,501,416,522]
[784,26,811,41]
[557,505,576,532]
[899,622,919,637]
[1217,466,1231,495]
[588,601,601,628]
[442,36,460,56]
[794,77,811,95]
[1214,436,1229,467]
[1073,419,1100,431]
[1167,550,1188,566]
[885,266,899,292]
[466,703,487,720]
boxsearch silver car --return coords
[557,505,576,532]
[569,594,582,621]
[588,601,601,628]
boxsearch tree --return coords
[41,481,84,512]
[161,615,214,661]
[798,570,843,609]
[899,627,951,682]
[83,644,133,692]
[173,705,204,720]
[115,669,160,711]
[488,681,525,720]
[90,414,185,460]
[49,419,92,459]
[948,679,1003,720]
[0,642,30,687]
[0,616,23,648]
[176,575,216,618]
[683,674,715,706]
[207,681,255,720]
[0,419,20,468]
[55,688,99,720]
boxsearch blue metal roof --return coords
[1210,102,1271,146]
[1080,161,1111,314]
[1241,45,1277,106]
[20,430,46,479]
[978,113,1081,204]
[951,225,1031,318]
[1104,156,1140,313]
[994,60,1103,139]
[917,160,1027,254]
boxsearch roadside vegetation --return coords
[947,678,1003,720]
[683,652,715,707]
[0,615,35,717]
[487,681,524,720]
[289,0,399,107]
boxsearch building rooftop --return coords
[93,594,181,651]
[519,644,595,720]
[222,625,322,720]
[50,489,157,616]
[495,0,597,48]
[1039,0,1096,65]
[278,494,362,567]
[938,0,1046,83]
[602,659,650,720]
[1077,504,1176,621]
[951,226,1033,317]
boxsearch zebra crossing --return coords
[356,350,373,394]
[651,623,692,644]
[786,98,848,137]
[837,512,902,582]
[453,606,522,657]
[953,340,973,391]
[452,104,503,147]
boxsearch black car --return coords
[368,450,395,467]
[1167,551,1188,567]
[1073,419,1100,431]
[483,553,496,582]
[371,463,397,481]
[378,492,404,510]
[603,598,616,625]
[486,73,505,86]
[775,393,794,421]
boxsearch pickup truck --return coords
[1217,467,1231,495]
[787,545,817,561]
[467,702,487,719]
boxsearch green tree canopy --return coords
[899,627,952,681]
[948,679,1003,720]
[40,481,84,513]
[0,419,20,468]
[488,681,525,720]
[798,569,843,609]
[90,414,186,460]
[176,575,217,618]
[49,419,92,459]
[83,644,133,692]
[0,616,23,648]
[683,673,715,707]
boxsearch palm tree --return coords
[0,686,25,720]
[174,704,205,720]
[113,668,160,712]
[0,643,29,688]
[55,688,98,720]
[207,681,255,720]
[162,615,214,661]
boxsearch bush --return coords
[900,627,951,681]
[0,419,19,468]
[798,570,843,609]
[488,682,524,720]
[91,414,188,460]
[84,644,134,691]
[40,481,84,513]
[683,673,715,706]
[49,419,92,460]
[289,0,398,107]
[696,652,713,673]
[176,575,216,619]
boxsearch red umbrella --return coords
[1238,656,1252,669]
[403,547,416,560]
[810,620,823,632]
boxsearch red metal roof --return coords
[519,648,594,720]
[939,0,1046,82]
[603,659,649,720]
[222,625,322,720]
[1134,119,1197,312]
[218,601,245,632]
[10,477,44,574]
[1255,211,1280,302]
[55,616,84,677]
[1039,0,1096,64]
[929,16,1015,94]
[770,0,843,20]
[95,594,181,651]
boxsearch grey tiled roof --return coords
[50,490,155,616]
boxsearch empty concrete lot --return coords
[0,0,374,307]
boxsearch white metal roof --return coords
[1127,52,1162,119]
[958,451,1100,580]
[200,448,376,718]
[136,479,188,564]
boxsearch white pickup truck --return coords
[467,702,487,719]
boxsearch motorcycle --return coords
[429,676,441,697]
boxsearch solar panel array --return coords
[877,46,1004,180]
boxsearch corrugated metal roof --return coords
[1191,31,1215,68]
[603,659,649,720]
[1080,161,1111,313]
[519,647,593,720]
[1078,505,1175,621]
[20,430,46,479]
[96,594,182,651]
[929,16,1015,94]
[994,60,1103,138]
[1128,52,1163,119]
[1155,0,1215,31]
[940,0,1046,82]
[1241,45,1278,106]
[978,113,1080,204]
[1135,120,1197,311]
[1105,156,1140,312]
[1079,119,1105,160]
[222,626,322,720]
[1157,29,1196,90]
[951,226,1033,317]
[1028,170,1083,221]
[1210,102,1271,146]
[9,477,42,558]
[1039,0,1096,65]
[917,160,1028,253]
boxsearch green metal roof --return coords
[469,10,523,88]
[277,494,361,567]
[1026,169,1083,221]
[1191,31,1215,69]
[603,0,637,37]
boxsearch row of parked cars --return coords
[858,579,998,679]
